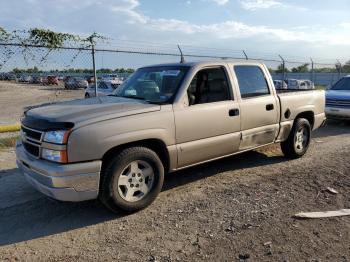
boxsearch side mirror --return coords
[188,94,196,106]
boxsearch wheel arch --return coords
[294,111,315,129]
[101,138,171,174]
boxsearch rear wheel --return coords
[281,118,311,159]
[99,147,164,213]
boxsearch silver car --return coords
[65,77,88,89]
[85,79,122,98]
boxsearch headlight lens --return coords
[43,130,69,144]
[41,148,67,163]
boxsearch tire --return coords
[99,147,164,213]
[281,118,311,159]
[85,93,90,99]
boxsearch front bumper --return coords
[16,142,102,202]
[325,106,350,120]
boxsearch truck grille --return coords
[326,99,350,108]
[21,125,43,158]
[23,141,40,157]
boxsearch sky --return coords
[0,0,350,68]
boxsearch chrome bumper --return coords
[16,142,102,202]
[325,107,350,119]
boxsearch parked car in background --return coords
[64,77,88,89]
[0,73,6,80]
[273,80,288,89]
[85,75,95,84]
[16,60,325,212]
[7,74,18,81]
[101,74,123,82]
[286,79,314,90]
[85,79,123,98]
[42,75,59,85]
[19,75,32,83]
[325,75,350,120]
[31,76,43,84]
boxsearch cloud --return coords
[211,0,229,5]
[340,22,350,29]
[0,0,348,59]
[141,17,350,46]
[239,0,282,10]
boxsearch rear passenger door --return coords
[233,65,279,150]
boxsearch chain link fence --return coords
[0,41,348,90]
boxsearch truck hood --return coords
[25,96,161,125]
[326,90,350,101]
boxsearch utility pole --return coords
[310,58,314,83]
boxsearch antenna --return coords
[177,44,185,63]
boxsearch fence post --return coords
[310,58,314,83]
[91,43,98,97]
[278,55,285,82]
[242,50,248,60]
[336,60,342,81]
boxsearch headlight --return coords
[43,130,69,144]
[42,148,67,163]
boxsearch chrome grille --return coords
[326,99,350,108]
[21,125,43,158]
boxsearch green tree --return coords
[275,63,290,73]
[342,60,350,73]
[291,63,309,73]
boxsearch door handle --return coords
[229,108,240,117]
[266,104,274,111]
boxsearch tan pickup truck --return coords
[16,61,326,212]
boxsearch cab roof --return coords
[139,60,266,69]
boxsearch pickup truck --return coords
[16,61,326,212]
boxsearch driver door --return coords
[174,66,241,168]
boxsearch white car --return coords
[273,80,288,89]
[286,79,315,90]
[85,79,123,98]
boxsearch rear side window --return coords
[234,65,270,98]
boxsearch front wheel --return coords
[99,147,164,213]
[281,118,311,159]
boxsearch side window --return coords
[187,67,231,105]
[234,66,270,98]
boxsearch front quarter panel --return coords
[67,105,175,163]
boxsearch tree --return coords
[275,63,290,73]
[291,63,309,73]
[342,60,350,73]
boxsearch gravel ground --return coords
[0,81,84,125]
[0,120,349,261]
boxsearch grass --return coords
[0,136,19,149]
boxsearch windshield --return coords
[332,77,350,91]
[113,66,189,103]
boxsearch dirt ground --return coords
[0,120,349,261]
[0,81,84,125]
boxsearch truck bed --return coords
[277,89,325,130]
